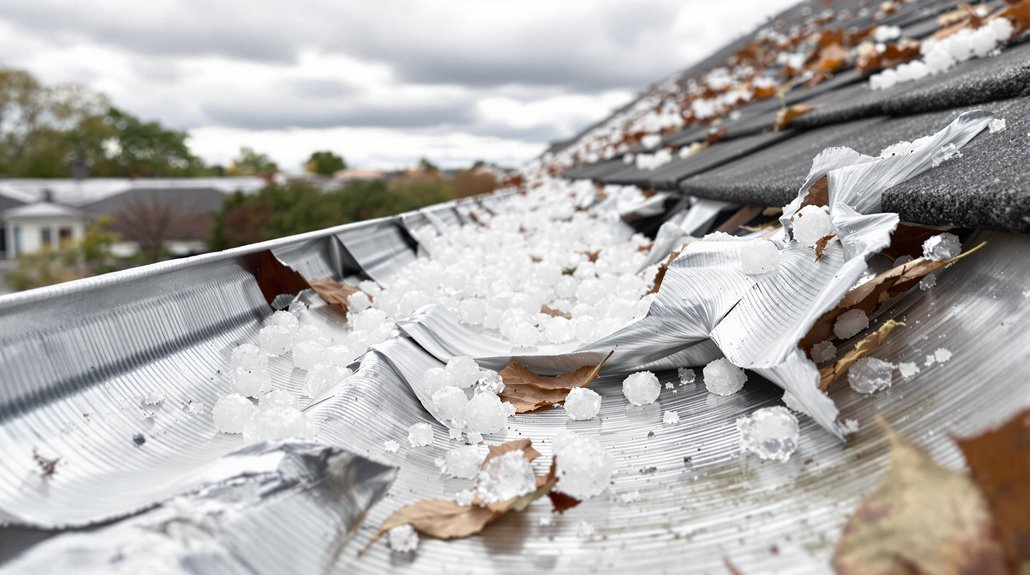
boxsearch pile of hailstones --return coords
[206,177,962,546]
[211,179,664,441]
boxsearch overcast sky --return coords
[0,0,796,171]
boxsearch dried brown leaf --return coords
[540,304,571,320]
[811,43,850,73]
[308,278,367,315]
[362,439,569,553]
[832,424,1007,574]
[498,350,614,413]
[818,320,904,391]
[955,409,1030,572]
[774,104,822,132]
[814,234,836,261]
[254,250,311,307]
[360,499,500,553]
[799,176,829,210]
[646,249,680,296]
[581,250,601,263]
[800,242,986,352]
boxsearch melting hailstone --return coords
[475,450,536,503]
[212,393,257,434]
[444,445,483,479]
[407,422,433,447]
[446,356,481,389]
[737,406,800,462]
[792,205,833,247]
[847,357,893,394]
[553,431,616,499]
[387,524,419,553]
[462,393,508,434]
[703,358,747,396]
[622,371,661,406]
[563,387,602,420]
[432,386,468,421]
[922,233,961,261]
[833,309,869,340]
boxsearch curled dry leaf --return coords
[774,104,822,132]
[309,278,367,315]
[954,409,1030,572]
[252,249,370,314]
[800,242,986,352]
[362,439,579,554]
[857,39,921,75]
[646,249,681,296]
[819,320,904,391]
[540,304,572,320]
[498,350,615,413]
[811,43,850,74]
[799,176,829,210]
[832,423,1007,574]
[814,234,836,261]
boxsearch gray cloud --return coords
[201,99,476,130]
[0,0,798,168]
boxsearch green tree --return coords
[228,147,278,176]
[83,107,205,177]
[0,68,108,177]
[209,176,459,250]
[305,150,346,175]
[0,68,211,178]
[417,157,440,173]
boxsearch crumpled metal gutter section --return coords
[0,195,504,531]
[2,159,1029,574]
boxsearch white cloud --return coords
[0,0,798,171]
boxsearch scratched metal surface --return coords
[0,194,1028,573]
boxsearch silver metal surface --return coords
[4,442,396,574]
[335,230,1030,574]
[0,113,1027,572]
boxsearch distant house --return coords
[0,178,266,261]
[1,201,88,260]
[333,168,385,183]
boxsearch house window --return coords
[41,227,53,247]
[0,225,6,256]
[59,226,73,244]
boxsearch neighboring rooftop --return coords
[2,202,85,220]
[0,177,267,207]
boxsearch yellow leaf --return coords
[774,104,822,131]
[833,423,1007,574]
